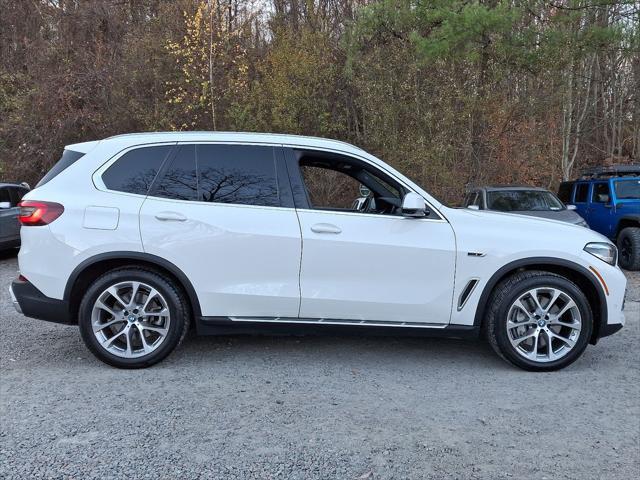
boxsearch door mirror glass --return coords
[402,192,428,217]
[0,201,11,209]
[566,204,577,211]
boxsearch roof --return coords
[471,185,548,192]
[103,131,365,154]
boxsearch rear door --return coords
[139,143,301,319]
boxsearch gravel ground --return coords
[1,249,638,480]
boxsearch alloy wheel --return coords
[506,287,582,363]
[91,281,171,359]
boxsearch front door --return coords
[588,182,615,237]
[287,148,457,325]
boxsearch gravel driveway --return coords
[1,250,638,479]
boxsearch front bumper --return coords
[10,278,72,324]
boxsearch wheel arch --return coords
[473,257,607,345]
[615,215,640,237]
[64,252,202,324]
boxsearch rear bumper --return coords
[10,278,72,324]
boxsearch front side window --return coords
[296,150,403,215]
[614,179,640,200]
[197,144,279,207]
[102,145,174,196]
[591,183,610,203]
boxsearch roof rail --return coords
[579,164,640,179]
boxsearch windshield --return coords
[614,179,640,200]
[487,190,564,212]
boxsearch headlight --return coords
[584,242,617,266]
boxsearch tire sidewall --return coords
[617,227,640,271]
[492,275,593,371]
[78,269,187,368]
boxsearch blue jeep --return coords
[558,165,640,270]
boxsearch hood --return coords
[504,209,585,224]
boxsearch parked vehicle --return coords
[558,165,640,271]
[0,182,30,250]
[10,133,626,371]
[463,186,587,227]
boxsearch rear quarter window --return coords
[557,182,573,203]
[574,183,589,203]
[102,145,175,196]
[36,149,85,187]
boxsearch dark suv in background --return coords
[0,182,30,250]
[558,165,640,271]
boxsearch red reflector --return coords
[18,275,28,282]
[18,201,64,226]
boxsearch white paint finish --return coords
[139,197,302,318]
[16,131,627,333]
[445,207,628,327]
[296,209,456,324]
[83,206,120,230]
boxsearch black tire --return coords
[78,267,190,368]
[485,270,592,372]
[617,226,640,271]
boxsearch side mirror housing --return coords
[467,205,480,211]
[0,201,11,209]
[566,204,577,211]
[402,192,429,218]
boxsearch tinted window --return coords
[0,187,9,204]
[557,182,573,203]
[486,190,564,212]
[574,183,588,203]
[9,187,28,206]
[102,146,173,195]
[592,183,610,203]
[36,149,85,187]
[197,144,279,207]
[153,145,198,201]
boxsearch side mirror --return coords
[0,201,11,209]
[402,192,429,218]
[566,204,577,211]
[467,205,480,211]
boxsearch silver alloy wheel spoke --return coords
[91,281,171,359]
[506,287,581,363]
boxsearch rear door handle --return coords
[311,223,342,234]
[155,212,187,222]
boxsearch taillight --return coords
[18,201,64,226]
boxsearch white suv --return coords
[10,132,626,370]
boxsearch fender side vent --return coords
[457,279,479,311]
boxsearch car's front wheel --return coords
[485,271,592,371]
[78,268,190,368]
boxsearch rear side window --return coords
[0,187,10,204]
[9,187,28,206]
[152,145,198,201]
[102,145,174,196]
[557,182,573,203]
[574,183,588,203]
[36,149,85,187]
[197,144,279,207]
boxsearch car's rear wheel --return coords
[485,271,592,371]
[617,227,640,271]
[78,268,190,368]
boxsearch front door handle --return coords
[155,211,187,222]
[311,223,342,234]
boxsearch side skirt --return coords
[196,316,480,340]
